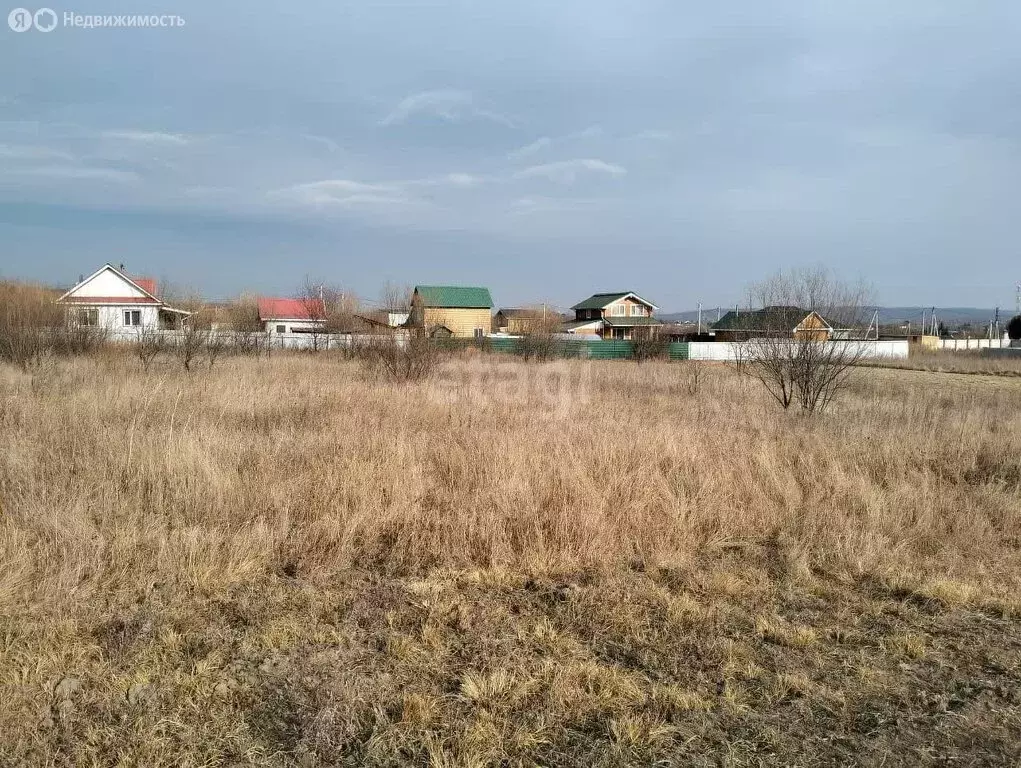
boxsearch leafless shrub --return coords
[178,324,208,371]
[685,360,707,395]
[746,267,873,413]
[135,325,167,371]
[516,333,558,361]
[359,333,438,382]
[205,332,228,369]
[630,326,669,363]
[511,311,562,362]
[53,323,108,357]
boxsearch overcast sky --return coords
[2,1,1019,310]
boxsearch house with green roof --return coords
[567,291,663,340]
[410,285,494,339]
[711,306,836,341]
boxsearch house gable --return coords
[57,264,161,305]
[795,311,832,332]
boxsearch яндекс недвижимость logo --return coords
[8,8,184,31]
[8,7,57,31]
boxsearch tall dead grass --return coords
[1,354,1019,611]
[867,348,1021,376]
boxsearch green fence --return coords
[436,337,691,361]
[669,342,689,361]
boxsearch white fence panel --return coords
[938,338,1010,351]
[687,340,909,362]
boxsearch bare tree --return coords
[298,279,362,351]
[745,267,873,413]
[322,285,361,335]
[298,279,330,352]
[380,282,412,314]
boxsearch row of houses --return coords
[55,263,858,343]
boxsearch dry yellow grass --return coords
[1,353,1020,765]
[866,348,1021,376]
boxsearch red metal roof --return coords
[258,297,325,321]
[130,277,158,296]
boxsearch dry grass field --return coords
[2,352,1021,765]
[867,348,1021,377]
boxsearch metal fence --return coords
[97,329,910,361]
[938,338,1011,351]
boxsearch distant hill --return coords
[660,307,1010,326]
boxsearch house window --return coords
[612,304,626,316]
[631,305,645,317]
[474,328,484,339]
[276,324,286,334]
[123,310,141,327]
[75,308,98,327]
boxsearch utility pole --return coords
[697,302,702,335]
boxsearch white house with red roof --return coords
[257,297,327,334]
[56,264,190,334]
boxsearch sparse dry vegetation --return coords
[1,352,1020,765]
[868,349,1021,377]
[0,281,106,369]
[629,326,669,362]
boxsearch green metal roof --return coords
[415,285,493,308]
[570,292,631,311]
[712,306,835,331]
[602,316,665,327]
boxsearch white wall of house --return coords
[71,269,150,298]
[69,304,161,333]
[264,319,324,334]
